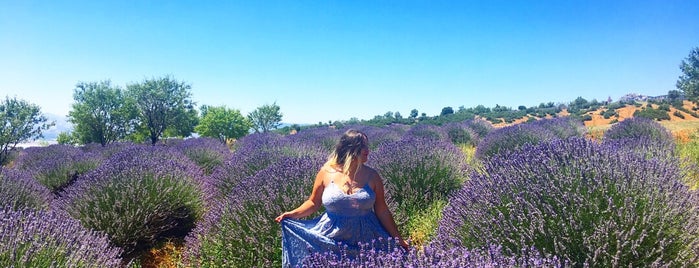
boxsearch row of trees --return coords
[0,76,284,164]
[343,47,699,127]
[59,76,283,146]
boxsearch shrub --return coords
[441,122,478,146]
[369,138,468,244]
[436,138,699,266]
[404,124,448,141]
[603,117,676,159]
[633,107,670,121]
[475,123,557,159]
[674,110,686,119]
[0,168,52,210]
[344,124,406,149]
[528,117,587,139]
[171,137,231,175]
[302,243,565,267]
[286,127,341,150]
[602,108,617,119]
[183,155,325,267]
[14,144,102,192]
[604,117,673,142]
[0,208,123,267]
[54,145,207,260]
[207,134,326,199]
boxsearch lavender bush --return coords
[528,117,587,139]
[54,145,207,260]
[463,118,494,142]
[286,127,342,150]
[208,133,325,199]
[404,124,448,141]
[369,137,468,244]
[475,121,557,159]
[302,242,565,268]
[0,168,52,210]
[437,138,699,266]
[604,117,674,141]
[0,208,123,267]
[15,144,102,192]
[183,155,325,267]
[441,122,479,146]
[345,125,406,149]
[171,137,231,175]
[603,117,676,159]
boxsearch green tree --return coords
[0,97,53,164]
[248,102,282,133]
[440,106,454,116]
[56,131,78,145]
[409,109,418,119]
[126,76,196,145]
[195,105,251,143]
[68,81,136,146]
[677,47,699,102]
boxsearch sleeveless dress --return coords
[280,180,391,267]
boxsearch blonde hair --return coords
[324,129,368,175]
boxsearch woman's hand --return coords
[398,239,410,250]
[275,212,294,223]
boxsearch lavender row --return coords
[438,137,699,266]
[0,208,123,267]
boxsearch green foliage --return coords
[677,47,699,102]
[69,80,137,146]
[668,89,685,107]
[440,106,454,116]
[601,108,617,119]
[248,102,283,133]
[56,131,79,145]
[0,96,53,165]
[633,106,671,121]
[126,76,197,144]
[409,109,418,118]
[677,133,699,190]
[674,110,685,119]
[195,105,251,143]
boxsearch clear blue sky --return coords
[1,1,698,124]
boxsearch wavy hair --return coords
[324,129,368,175]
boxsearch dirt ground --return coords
[491,100,699,142]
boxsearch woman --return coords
[275,129,408,266]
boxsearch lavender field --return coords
[2,117,699,267]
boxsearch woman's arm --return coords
[275,169,326,222]
[371,173,409,249]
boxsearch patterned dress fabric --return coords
[281,180,391,267]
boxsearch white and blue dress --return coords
[280,180,391,267]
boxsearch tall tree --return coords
[248,102,282,133]
[0,97,53,164]
[68,81,135,146]
[409,109,418,119]
[677,47,699,102]
[195,105,251,143]
[127,76,196,145]
[440,106,454,116]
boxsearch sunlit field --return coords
[2,117,699,267]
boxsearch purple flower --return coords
[54,144,207,261]
[0,168,53,210]
[0,208,123,267]
[437,137,699,266]
[14,144,102,192]
[170,137,232,175]
[183,155,325,267]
